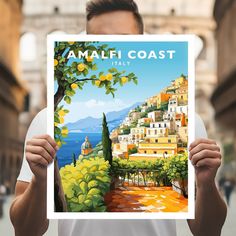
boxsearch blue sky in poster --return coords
[55,41,188,124]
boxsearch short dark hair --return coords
[86,0,144,33]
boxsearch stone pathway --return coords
[105,186,188,212]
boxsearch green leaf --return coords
[108,68,117,73]
[54,127,61,135]
[133,78,138,85]
[88,188,100,195]
[54,116,60,123]
[83,69,89,76]
[79,181,88,194]
[64,96,71,104]
[92,64,98,71]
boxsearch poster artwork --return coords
[47,35,195,219]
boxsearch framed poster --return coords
[47,35,195,219]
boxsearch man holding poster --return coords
[10,0,227,236]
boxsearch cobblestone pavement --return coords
[105,186,188,212]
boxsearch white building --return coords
[176,105,188,115]
[168,97,178,113]
[130,127,147,144]
[147,110,162,122]
[146,127,169,137]
[150,120,175,132]
[118,134,133,144]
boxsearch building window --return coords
[159,124,161,128]
[154,151,157,154]
[54,6,59,14]
[155,139,158,143]
[168,139,171,143]
[164,124,167,128]
[144,151,147,154]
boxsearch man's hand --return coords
[189,138,221,188]
[188,139,226,236]
[25,134,58,182]
[10,134,58,236]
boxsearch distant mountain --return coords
[66,102,141,133]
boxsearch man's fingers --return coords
[26,153,49,167]
[27,138,57,157]
[194,157,222,168]
[191,149,221,166]
[189,138,216,150]
[33,134,58,150]
[26,145,54,164]
[189,143,220,159]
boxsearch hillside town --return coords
[110,75,188,160]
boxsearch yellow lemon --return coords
[59,117,64,124]
[99,75,106,81]
[57,141,62,147]
[58,110,66,117]
[54,59,58,66]
[121,76,128,84]
[61,129,69,135]
[77,63,86,72]
[71,83,78,90]
[68,41,74,45]
[86,56,94,62]
[106,73,113,81]
[95,80,101,87]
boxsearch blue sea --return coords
[56,132,102,168]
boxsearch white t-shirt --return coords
[17,108,207,236]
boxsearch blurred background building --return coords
[0,0,26,193]
[211,0,236,178]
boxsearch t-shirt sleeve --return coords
[195,113,208,139]
[17,108,47,183]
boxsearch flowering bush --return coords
[165,153,188,181]
[60,156,111,212]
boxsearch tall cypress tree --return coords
[102,113,113,165]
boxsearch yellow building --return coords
[172,93,188,105]
[113,143,136,159]
[178,126,188,143]
[138,117,152,126]
[146,93,172,108]
[130,127,147,142]
[173,79,188,105]
[174,76,188,87]
[129,135,178,160]
[110,128,119,143]
[146,127,169,137]
[146,96,157,107]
